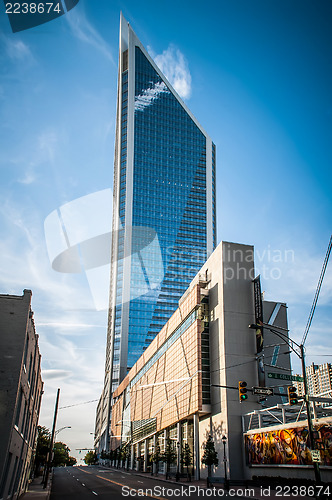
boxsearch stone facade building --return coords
[0,290,43,500]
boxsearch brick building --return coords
[0,290,43,500]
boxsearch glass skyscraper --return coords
[97,15,216,451]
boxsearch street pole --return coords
[43,388,60,489]
[300,345,321,484]
[249,323,322,484]
[176,441,180,480]
[222,436,228,490]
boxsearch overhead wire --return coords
[302,235,332,346]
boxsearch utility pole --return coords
[300,345,321,484]
[43,388,60,489]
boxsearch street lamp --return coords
[55,426,71,438]
[249,322,321,484]
[221,435,228,490]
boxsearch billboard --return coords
[253,275,264,353]
[245,424,332,466]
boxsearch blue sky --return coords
[1,0,331,461]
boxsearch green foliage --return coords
[66,456,77,466]
[84,450,97,465]
[150,441,162,475]
[100,449,110,460]
[181,443,193,478]
[201,435,218,476]
[34,426,51,475]
[162,438,177,471]
[34,426,76,471]
[53,442,76,467]
[181,443,193,468]
[120,444,130,465]
[150,441,162,464]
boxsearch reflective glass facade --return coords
[107,16,216,402]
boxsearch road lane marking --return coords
[92,492,98,496]
[78,468,92,474]
[95,475,167,500]
[138,481,143,483]
[82,484,85,486]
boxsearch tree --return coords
[53,442,76,467]
[201,435,218,477]
[66,456,77,466]
[34,426,51,476]
[150,441,162,475]
[100,450,110,460]
[162,438,177,474]
[84,451,98,465]
[120,444,131,470]
[181,443,193,479]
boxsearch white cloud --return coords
[66,9,114,64]
[2,129,60,186]
[18,170,36,185]
[42,369,72,380]
[135,81,170,111]
[150,44,192,100]
[3,37,34,62]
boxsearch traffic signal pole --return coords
[249,323,322,484]
[300,344,321,484]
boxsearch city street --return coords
[50,466,324,500]
[51,466,205,500]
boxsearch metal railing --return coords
[243,399,332,432]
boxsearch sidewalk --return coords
[102,465,319,500]
[20,473,52,500]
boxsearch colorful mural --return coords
[245,424,332,466]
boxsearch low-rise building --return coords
[0,290,43,500]
[293,362,332,400]
[107,242,292,480]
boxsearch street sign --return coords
[253,387,274,396]
[267,372,303,382]
[310,450,321,463]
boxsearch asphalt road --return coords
[50,466,198,500]
[51,466,271,499]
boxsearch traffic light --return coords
[238,381,248,402]
[287,386,298,405]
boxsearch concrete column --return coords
[136,443,140,471]
[143,439,148,472]
[193,413,200,480]
[130,444,134,470]
[152,434,157,475]
[177,422,181,473]
[164,428,168,475]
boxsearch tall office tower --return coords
[97,15,216,452]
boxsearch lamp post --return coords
[55,426,71,437]
[221,435,228,490]
[249,322,321,484]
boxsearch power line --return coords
[59,399,99,410]
[302,235,332,346]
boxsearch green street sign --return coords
[267,372,303,382]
